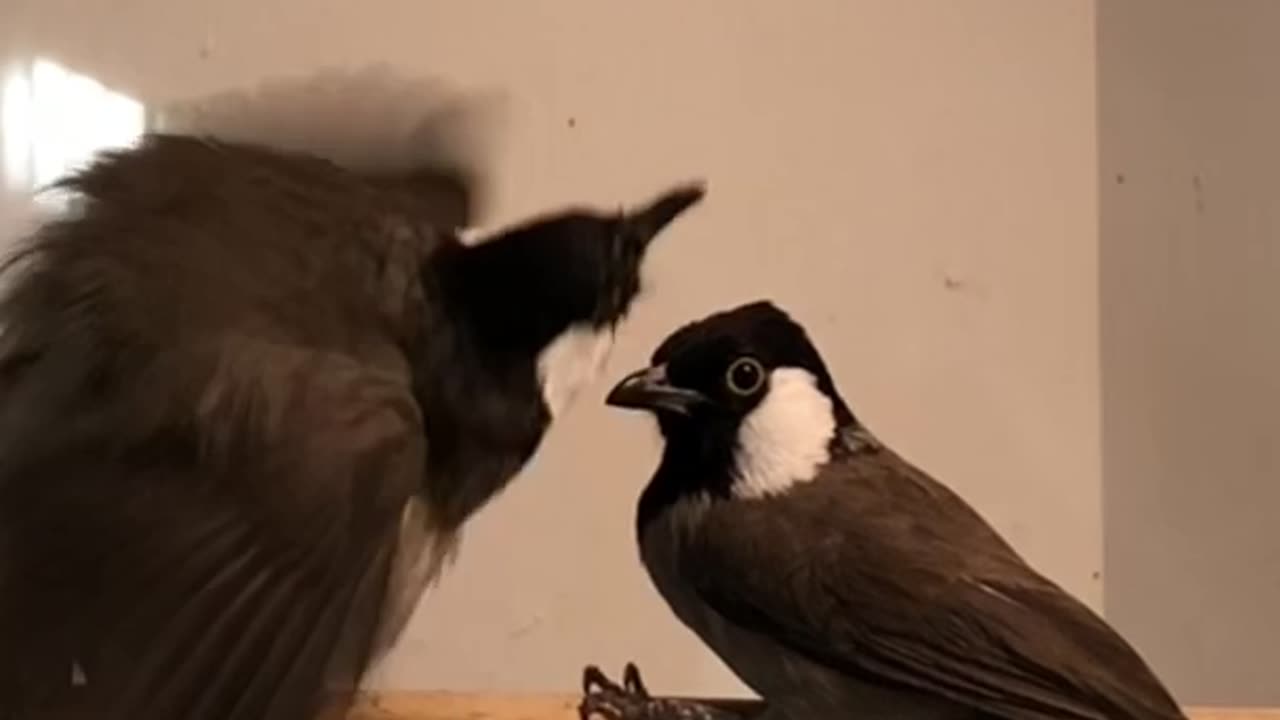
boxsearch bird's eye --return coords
[725,357,766,396]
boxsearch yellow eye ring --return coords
[725,357,766,396]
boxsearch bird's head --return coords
[434,183,705,419]
[607,301,856,499]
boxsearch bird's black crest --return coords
[432,183,704,358]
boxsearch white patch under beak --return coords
[537,322,616,417]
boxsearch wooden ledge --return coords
[351,693,1280,720]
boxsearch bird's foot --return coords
[579,664,742,720]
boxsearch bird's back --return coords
[640,434,1185,720]
[0,133,450,456]
[0,134,454,719]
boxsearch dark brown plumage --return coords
[680,441,1187,720]
[0,134,450,720]
[583,300,1185,720]
[0,128,704,720]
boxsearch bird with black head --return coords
[582,300,1186,720]
[0,116,704,720]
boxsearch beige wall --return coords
[1099,0,1280,706]
[0,1,1100,698]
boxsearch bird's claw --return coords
[580,663,730,720]
[579,663,655,720]
[622,663,649,698]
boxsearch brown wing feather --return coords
[0,344,428,720]
[0,131,473,720]
[687,448,1186,720]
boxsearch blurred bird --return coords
[0,68,705,720]
[582,300,1185,720]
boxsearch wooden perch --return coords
[350,693,1280,720]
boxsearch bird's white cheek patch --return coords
[732,368,836,499]
[537,322,615,417]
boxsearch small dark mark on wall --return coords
[1192,173,1205,215]
[506,614,546,640]
[937,270,988,300]
[567,117,577,128]
[1091,570,1101,581]
[1115,173,1125,184]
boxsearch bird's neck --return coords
[637,376,867,535]
[405,289,551,530]
[534,321,615,419]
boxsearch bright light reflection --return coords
[1,59,145,208]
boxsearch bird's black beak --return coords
[606,365,708,415]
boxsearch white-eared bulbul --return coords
[582,300,1184,720]
[0,113,704,720]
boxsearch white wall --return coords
[1099,0,1280,706]
[0,1,1100,697]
